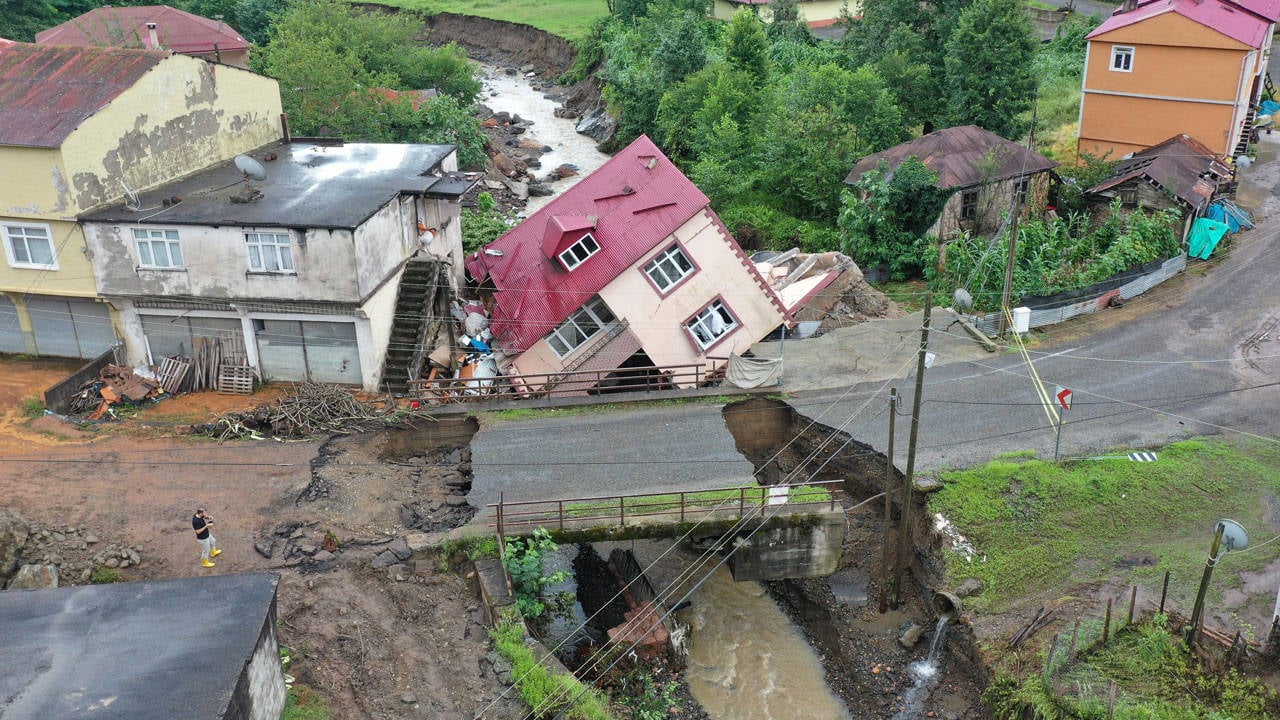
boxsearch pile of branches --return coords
[194,382,428,440]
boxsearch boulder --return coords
[0,508,30,585]
[7,563,58,590]
[386,537,412,562]
[899,623,926,648]
[954,577,984,598]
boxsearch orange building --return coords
[1077,0,1280,161]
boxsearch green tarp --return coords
[1188,218,1229,260]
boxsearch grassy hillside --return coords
[377,0,609,39]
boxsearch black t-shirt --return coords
[193,514,211,539]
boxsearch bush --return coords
[20,396,43,418]
[90,565,122,584]
[717,203,841,253]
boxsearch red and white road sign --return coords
[1056,387,1073,410]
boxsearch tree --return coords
[944,0,1037,139]
[0,0,58,41]
[723,9,770,82]
[839,158,950,279]
[654,63,761,160]
[764,0,812,44]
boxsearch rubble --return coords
[0,510,144,589]
[194,382,430,440]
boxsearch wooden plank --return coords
[217,364,255,395]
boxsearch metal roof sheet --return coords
[35,5,250,54]
[0,42,167,148]
[0,573,279,720]
[1089,0,1272,48]
[1087,133,1229,211]
[844,125,1058,189]
[465,135,713,353]
[81,141,460,229]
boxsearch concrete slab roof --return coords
[81,140,466,230]
[0,572,279,720]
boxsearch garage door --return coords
[27,297,117,358]
[0,296,26,353]
[255,320,362,384]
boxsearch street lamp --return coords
[1186,519,1249,646]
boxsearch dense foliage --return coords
[462,192,517,253]
[930,201,1181,310]
[839,158,951,279]
[1,0,287,44]
[251,0,486,166]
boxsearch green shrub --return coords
[282,684,331,720]
[89,565,121,584]
[20,396,43,418]
[503,528,572,621]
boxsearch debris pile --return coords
[67,364,165,419]
[196,382,427,440]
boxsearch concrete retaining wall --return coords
[726,509,845,582]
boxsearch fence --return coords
[409,362,710,404]
[1005,569,1269,717]
[490,480,844,536]
[966,254,1187,336]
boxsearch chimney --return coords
[146,22,159,50]
[1120,0,1137,10]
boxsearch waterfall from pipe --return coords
[890,613,953,720]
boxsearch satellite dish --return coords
[234,154,267,181]
[953,288,973,311]
[1216,519,1249,552]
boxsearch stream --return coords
[479,67,611,214]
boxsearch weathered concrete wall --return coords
[726,509,845,581]
[61,54,283,212]
[226,598,287,720]
[353,196,417,299]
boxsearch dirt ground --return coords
[0,359,524,719]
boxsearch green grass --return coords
[282,685,331,720]
[490,611,615,719]
[373,0,609,40]
[872,279,927,313]
[560,484,833,520]
[929,438,1280,614]
[89,565,122,584]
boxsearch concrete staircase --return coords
[381,261,442,394]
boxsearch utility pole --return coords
[892,291,932,608]
[997,107,1037,338]
[879,387,898,614]
[1187,523,1226,647]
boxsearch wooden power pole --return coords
[879,387,898,613]
[892,291,932,608]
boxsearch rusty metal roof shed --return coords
[35,5,251,55]
[844,125,1058,189]
[0,42,167,148]
[1087,133,1229,213]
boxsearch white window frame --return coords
[546,296,616,357]
[246,231,295,274]
[643,244,696,294]
[2,222,57,270]
[132,228,185,269]
[558,233,600,271]
[685,299,738,350]
[1111,46,1134,73]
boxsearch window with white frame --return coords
[558,233,600,271]
[246,232,295,273]
[2,222,57,269]
[1111,46,1134,72]
[643,244,695,293]
[546,296,616,357]
[685,299,738,350]
[132,228,185,269]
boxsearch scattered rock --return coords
[386,537,412,562]
[954,578,983,598]
[313,550,335,562]
[83,533,98,544]
[104,557,120,568]
[549,164,578,180]
[900,623,926,647]
[528,183,553,197]
[255,538,276,559]
[7,563,58,589]
[445,495,469,507]
[402,692,417,704]
[372,550,400,568]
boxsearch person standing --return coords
[193,507,221,568]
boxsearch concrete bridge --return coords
[488,480,848,581]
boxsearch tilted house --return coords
[36,5,253,68]
[1086,133,1230,235]
[844,125,1058,243]
[1077,0,1280,161]
[465,135,787,392]
[80,141,473,391]
[0,41,282,358]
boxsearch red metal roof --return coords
[844,125,1058,189]
[35,5,250,54]
[0,42,167,148]
[466,135,714,353]
[1089,0,1273,48]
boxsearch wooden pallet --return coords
[157,357,190,394]
[217,364,255,395]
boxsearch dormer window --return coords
[558,233,600,271]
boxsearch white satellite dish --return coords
[234,154,268,181]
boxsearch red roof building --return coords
[36,5,251,68]
[466,135,786,391]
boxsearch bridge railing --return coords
[490,480,845,536]
[408,363,710,404]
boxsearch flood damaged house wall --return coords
[466,134,787,392]
[0,41,283,357]
[81,141,472,390]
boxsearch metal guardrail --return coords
[408,362,710,403]
[490,480,845,536]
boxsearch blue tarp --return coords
[1217,199,1254,230]
[1206,203,1240,233]
[1261,99,1280,116]
[1188,218,1229,259]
